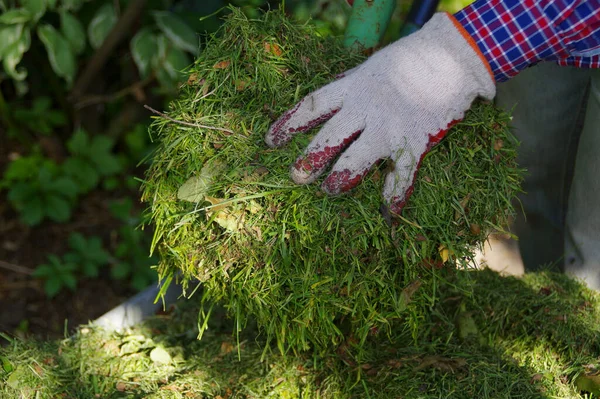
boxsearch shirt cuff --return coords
[454,0,571,82]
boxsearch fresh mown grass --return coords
[141,7,523,356]
[2,270,600,398]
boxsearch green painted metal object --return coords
[343,0,396,49]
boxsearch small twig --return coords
[0,260,33,275]
[143,104,235,134]
[74,75,155,109]
[69,0,147,101]
[0,281,39,291]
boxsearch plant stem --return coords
[69,0,147,101]
[0,260,33,275]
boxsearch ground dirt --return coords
[0,189,139,340]
[0,130,141,339]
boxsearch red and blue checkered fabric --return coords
[454,0,600,82]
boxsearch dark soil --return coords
[0,131,137,339]
[0,178,139,340]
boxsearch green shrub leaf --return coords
[0,23,24,60]
[178,160,226,203]
[130,28,157,78]
[60,11,86,54]
[62,157,99,193]
[21,195,43,225]
[66,128,89,154]
[51,176,79,199]
[88,136,121,176]
[45,195,72,222]
[162,45,191,81]
[152,11,197,54]
[2,27,30,81]
[64,233,109,278]
[0,9,32,24]
[66,130,121,179]
[88,3,116,49]
[150,346,172,364]
[37,24,76,85]
[111,262,130,280]
[22,0,47,22]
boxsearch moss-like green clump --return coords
[2,271,600,398]
[141,8,522,353]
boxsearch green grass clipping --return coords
[142,8,523,354]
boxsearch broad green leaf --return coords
[22,0,46,22]
[45,194,72,222]
[32,264,52,278]
[6,365,30,389]
[32,96,51,111]
[37,164,54,188]
[21,196,43,225]
[178,160,226,203]
[153,11,198,54]
[154,34,168,64]
[81,261,99,277]
[87,237,109,263]
[102,176,119,190]
[0,9,31,24]
[68,232,86,253]
[2,27,30,80]
[37,24,76,85]
[51,176,79,199]
[130,28,157,78]
[0,23,24,59]
[1,155,41,183]
[1,355,14,373]
[66,128,89,154]
[45,276,63,297]
[62,157,99,193]
[162,45,191,81]
[6,182,36,203]
[46,0,58,10]
[87,3,116,49]
[213,210,239,232]
[89,136,121,176]
[60,11,86,54]
[150,346,172,364]
[60,0,84,11]
[109,198,133,222]
[111,262,131,280]
[576,373,600,396]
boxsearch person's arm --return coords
[454,0,600,82]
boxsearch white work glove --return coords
[265,13,496,213]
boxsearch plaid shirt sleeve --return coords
[454,0,600,82]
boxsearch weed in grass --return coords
[141,7,523,356]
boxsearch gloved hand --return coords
[265,12,496,214]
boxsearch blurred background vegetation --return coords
[0,0,472,339]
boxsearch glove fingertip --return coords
[388,186,414,215]
[290,163,317,185]
[322,168,368,195]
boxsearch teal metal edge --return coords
[343,0,396,49]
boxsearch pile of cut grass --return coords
[1,270,600,398]
[141,7,522,354]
